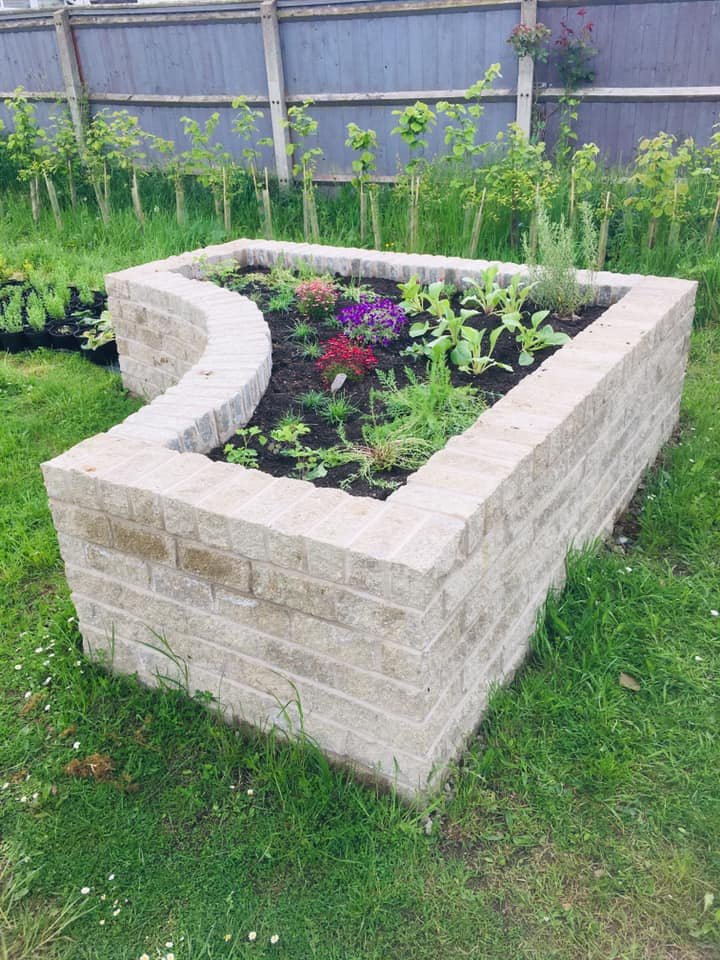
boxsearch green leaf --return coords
[409,321,429,338]
[519,350,534,366]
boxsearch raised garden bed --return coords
[0,281,117,366]
[41,239,696,797]
[206,265,605,499]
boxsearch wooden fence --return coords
[0,0,719,176]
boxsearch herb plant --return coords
[24,292,46,331]
[0,289,24,333]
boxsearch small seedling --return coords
[290,319,316,342]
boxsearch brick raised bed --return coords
[42,240,696,796]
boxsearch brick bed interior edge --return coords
[41,239,697,797]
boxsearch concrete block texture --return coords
[42,240,696,797]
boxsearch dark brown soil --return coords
[207,268,605,499]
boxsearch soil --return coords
[208,267,606,499]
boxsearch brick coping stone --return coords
[42,239,696,797]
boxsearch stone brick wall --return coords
[42,240,696,796]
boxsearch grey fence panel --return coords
[279,7,519,94]
[73,19,268,97]
[0,24,62,91]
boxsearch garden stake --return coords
[647,216,658,250]
[468,187,486,258]
[222,166,231,233]
[707,192,720,249]
[668,182,680,249]
[175,175,186,226]
[369,186,381,249]
[43,172,63,230]
[30,176,40,223]
[359,180,367,244]
[130,167,145,227]
[66,159,77,209]
[597,192,611,269]
[262,167,273,239]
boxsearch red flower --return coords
[316,335,377,383]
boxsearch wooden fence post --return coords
[53,8,86,151]
[515,0,537,138]
[260,0,291,185]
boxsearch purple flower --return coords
[337,297,408,346]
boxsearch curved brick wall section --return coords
[106,262,271,453]
[42,240,696,797]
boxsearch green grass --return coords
[0,323,718,959]
[3,166,720,331]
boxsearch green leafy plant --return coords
[343,278,377,304]
[81,311,115,351]
[391,101,436,169]
[345,123,381,247]
[391,101,436,250]
[368,361,486,451]
[451,325,512,375]
[104,110,173,227]
[397,275,426,316]
[298,389,327,412]
[625,133,693,249]
[290,319,316,342]
[24,291,46,331]
[223,425,267,468]
[5,88,49,225]
[461,266,507,314]
[501,308,570,365]
[0,289,23,333]
[320,393,357,425]
[298,340,323,360]
[270,419,310,445]
[524,202,595,317]
[232,95,273,235]
[485,123,556,248]
[40,286,66,321]
[436,65,502,161]
[285,100,323,242]
[178,113,232,229]
[507,23,552,61]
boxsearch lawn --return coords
[0,322,718,960]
